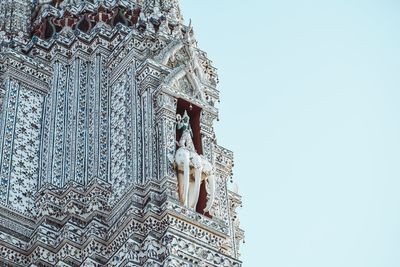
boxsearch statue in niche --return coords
[174,110,215,213]
[176,111,195,151]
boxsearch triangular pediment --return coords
[171,74,204,101]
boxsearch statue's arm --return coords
[177,122,183,130]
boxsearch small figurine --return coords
[176,110,195,151]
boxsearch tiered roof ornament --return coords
[31,0,183,40]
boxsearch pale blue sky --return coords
[181,1,400,266]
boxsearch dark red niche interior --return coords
[176,99,211,218]
[196,180,212,218]
[176,98,202,155]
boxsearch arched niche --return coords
[175,98,213,218]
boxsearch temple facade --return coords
[0,0,243,266]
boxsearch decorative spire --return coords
[160,0,182,23]
[138,0,183,23]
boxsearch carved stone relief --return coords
[0,0,243,265]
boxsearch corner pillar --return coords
[155,91,178,198]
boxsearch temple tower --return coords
[0,0,244,266]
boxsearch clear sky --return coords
[181,1,400,266]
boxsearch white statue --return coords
[174,111,215,213]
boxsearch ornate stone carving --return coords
[0,0,243,265]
